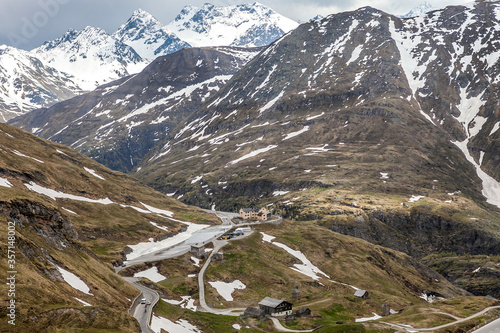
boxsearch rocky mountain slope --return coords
[127,2,500,297]
[31,26,148,91]
[0,122,217,332]
[0,46,81,122]
[137,2,500,209]
[2,122,493,332]
[113,9,191,61]
[10,46,261,172]
[165,2,299,47]
[390,1,500,206]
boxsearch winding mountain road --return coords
[381,306,500,332]
[269,317,315,332]
[123,277,159,333]
[197,239,246,315]
[119,210,247,331]
[194,229,318,333]
[120,210,498,333]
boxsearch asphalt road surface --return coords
[123,277,159,333]
[474,318,500,333]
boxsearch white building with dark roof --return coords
[258,297,293,316]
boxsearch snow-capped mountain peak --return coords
[131,8,155,19]
[400,1,436,18]
[0,45,81,122]
[1,3,297,122]
[166,2,299,47]
[113,9,190,61]
[32,26,147,90]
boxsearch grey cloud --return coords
[0,0,471,50]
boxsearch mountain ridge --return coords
[9,46,262,172]
[0,45,82,122]
[0,2,299,122]
[135,2,500,209]
[31,26,148,91]
[113,8,191,61]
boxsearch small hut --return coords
[190,244,205,259]
[382,304,391,316]
[354,289,370,299]
[213,252,224,261]
[244,307,265,319]
[296,307,311,317]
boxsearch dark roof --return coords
[241,207,264,212]
[296,307,311,316]
[244,307,264,317]
[259,297,285,308]
[354,289,368,297]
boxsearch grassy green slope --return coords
[0,123,217,332]
[122,220,497,332]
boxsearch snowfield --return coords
[151,315,202,333]
[0,177,13,188]
[55,265,92,295]
[125,222,209,260]
[261,232,330,281]
[84,167,105,180]
[25,181,114,204]
[208,280,246,301]
[133,266,167,283]
[163,296,197,311]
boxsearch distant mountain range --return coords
[31,26,148,91]
[0,2,298,121]
[12,1,500,212]
[0,45,81,122]
[0,2,445,122]
[11,46,261,172]
[0,1,500,322]
[165,2,298,47]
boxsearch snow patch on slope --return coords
[261,232,330,281]
[134,266,166,283]
[151,315,202,333]
[208,280,246,301]
[229,145,278,165]
[55,265,92,295]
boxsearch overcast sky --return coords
[0,0,472,50]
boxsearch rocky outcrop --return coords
[329,210,500,258]
[0,200,78,250]
[422,255,500,298]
